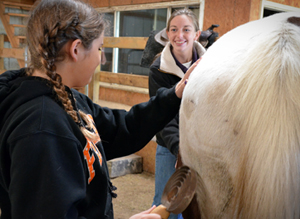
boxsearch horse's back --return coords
[180,12,300,219]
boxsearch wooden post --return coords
[92,51,102,102]
[0,34,4,72]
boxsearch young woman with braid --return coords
[0,0,199,218]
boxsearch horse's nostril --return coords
[287,16,300,27]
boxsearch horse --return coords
[179,12,300,219]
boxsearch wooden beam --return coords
[96,0,201,13]
[1,35,24,42]
[16,35,26,39]
[2,1,33,10]
[0,48,25,60]
[104,37,148,50]
[98,81,148,94]
[0,2,26,67]
[0,4,19,47]
[5,13,29,18]
[0,35,4,70]
[12,24,26,28]
[95,71,148,89]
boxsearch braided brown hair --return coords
[26,0,105,140]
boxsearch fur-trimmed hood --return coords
[159,41,206,78]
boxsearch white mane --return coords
[180,12,300,219]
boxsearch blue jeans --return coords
[152,145,179,219]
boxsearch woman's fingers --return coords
[175,57,202,98]
[184,57,202,81]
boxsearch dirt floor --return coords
[111,172,156,219]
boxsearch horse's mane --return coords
[223,14,300,218]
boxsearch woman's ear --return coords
[166,30,170,40]
[194,30,201,41]
[69,39,82,62]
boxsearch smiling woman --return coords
[148,8,204,219]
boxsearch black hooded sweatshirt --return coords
[0,68,181,219]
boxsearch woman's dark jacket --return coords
[0,68,181,219]
[148,41,205,156]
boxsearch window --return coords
[261,1,300,18]
[98,1,203,76]
[263,8,282,17]
[118,9,167,75]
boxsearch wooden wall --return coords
[203,0,253,38]
[204,0,299,38]
[87,0,184,8]
[0,0,35,4]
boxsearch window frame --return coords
[260,0,300,18]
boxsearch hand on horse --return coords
[175,58,201,98]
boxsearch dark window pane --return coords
[101,48,113,72]
[263,8,282,17]
[118,49,149,75]
[188,5,200,20]
[103,12,114,36]
[101,12,114,71]
[118,9,167,75]
[119,9,167,37]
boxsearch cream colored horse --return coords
[180,12,300,219]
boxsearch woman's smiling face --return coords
[167,15,200,59]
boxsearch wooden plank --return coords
[0,4,19,47]
[95,71,148,89]
[0,48,25,60]
[91,62,102,102]
[5,13,29,18]
[2,1,32,10]
[0,35,4,70]
[12,24,26,28]
[95,0,200,12]
[3,5,31,10]
[0,35,20,43]
[0,8,20,60]
[16,35,26,39]
[0,2,25,68]
[98,81,148,94]
[104,37,148,49]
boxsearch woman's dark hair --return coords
[166,8,199,32]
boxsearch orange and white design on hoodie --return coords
[83,114,103,184]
